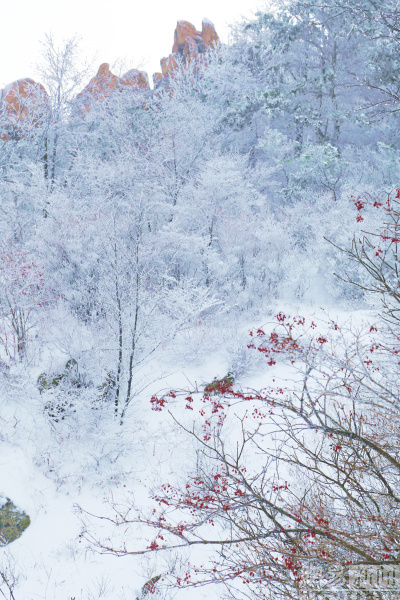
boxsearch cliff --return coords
[155,18,219,86]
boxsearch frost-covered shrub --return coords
[95,371,116,407]
[38,358,89,422]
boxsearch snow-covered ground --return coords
[0,304,374,599]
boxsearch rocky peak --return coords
[76,63,149,111]
[153,18,219,86]
[201,18,219,48]
[0,78,49,140]
[173,20,201,53]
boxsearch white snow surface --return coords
[0,305,374,599]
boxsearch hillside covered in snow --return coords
[1,2,400,599]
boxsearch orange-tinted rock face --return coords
[0,78,49,140]
[174,20,201,52]
[202,18,219,48]
[77,62,149,111]
[153,72,163,87]
[184,37,199,60]
[85,63,119,101]
[120,69,149,89]
[160,54,179,78]
[154,18,219,86]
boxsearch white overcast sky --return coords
[1,0,266,89]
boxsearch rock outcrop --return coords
[0,17,219,129]
[201,18,219,48]
[76,63,149,111]
[153,18,219,86]
[0,78,49,139]
[152,72,163,87]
